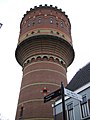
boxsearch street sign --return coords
[64,88,82,101]
[44,88,61,103]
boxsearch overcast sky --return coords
[0,0,90,119]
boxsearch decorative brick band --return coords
[23,54,66,69]
[23,59,66,72]
[18,99,55,106]
[18,28,71,44]
[23,68,66,78]
[20,82,60,91]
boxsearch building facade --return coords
[53,63,90,120]
[15,5,74,120]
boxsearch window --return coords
[32,22,35,26]
[27,59,30,63]
[28,23,30,27]
[80,95,89,118]
[60,20,64,27]
[61,60,63,65]
[38,18,41,23]
[67,103,74,120]
[19,106,23,119]
[50,18,53,24]
[28,21,31,27]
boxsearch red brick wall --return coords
[20,7,71,39]
[15,58,67,119]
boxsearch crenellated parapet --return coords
[18,5,72,44]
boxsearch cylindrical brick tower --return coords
[15,5,74,120]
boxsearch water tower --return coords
[15,5,74,120]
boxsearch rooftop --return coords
[66,62,90,91]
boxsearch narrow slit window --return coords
[50,18,53,24]
[60,20,64,27]
[28,21,30,27]
[38,18,41,23]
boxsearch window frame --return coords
[67,102,75,120]
[80,95,90,119]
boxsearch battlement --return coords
[21,5,70,24]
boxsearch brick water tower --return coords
[15,5,74,120]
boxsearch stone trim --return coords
[18,99,55,106]
[23,55,66,72]
[23,68,66,78]
[18,28,71,44]
[20,82,60,91]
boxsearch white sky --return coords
[0,0,90,119]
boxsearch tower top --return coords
[15,5,74,67]
[21,5,70,24]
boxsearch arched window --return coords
[27,60,30,63]
[31,58,35,62]
[43,56,48,61]
[61,60,63,65]
[55,58,59,63]
[37,56,41,61]
[49,57,54,61]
